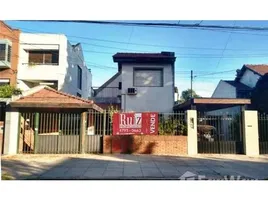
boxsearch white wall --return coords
[61,42,92,99]
[3,110,19,155]
[121,63,174,113]
[17,33,92,99]
[211,80,236,98]
[240,69,261,88]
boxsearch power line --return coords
[12,26,268,52]
[215,21,236,70]
[18,20,268,31]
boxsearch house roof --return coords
[223,80,252,91]
[94,72,121,95]
[174,98,251,111]
[244,64,268,76]
[113,52,176,63]
[0,21,20,32]
[235,64,268,81]
[9,86,103,112]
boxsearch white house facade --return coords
[17,33,92,99]
[212,64,268,99]
[93,52,176,113]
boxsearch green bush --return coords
[0,85,22,98]
[158,115,187,136]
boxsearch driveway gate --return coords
[18,111,104,154]
[258,113,268,154]
[197,112,244,154]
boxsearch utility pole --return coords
[191,70,193,99]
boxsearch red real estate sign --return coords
[112,112,158,135]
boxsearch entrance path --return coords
[1,154,268,180]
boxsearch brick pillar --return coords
[243,111,259,156]
[187,110,197,155]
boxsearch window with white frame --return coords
[0,79,10,86]
[0,42,12,63]
[134,68,163,87]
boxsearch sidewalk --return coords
[1,154,268,180]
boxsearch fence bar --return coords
[103,110,106,136]
[34,113,39,154]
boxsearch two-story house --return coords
[0,21,20,87]
[212,64,268,99]
[17,33,92,99]
[93,52,176,112]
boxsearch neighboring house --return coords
[212,80,252,99]
[0,21,21,87]
[93,52,176,112]
[16,33,92,99]
[212,64,268,99]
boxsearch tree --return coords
[180,89,201,103]
[251,73,268,113]
[0,85,22,98]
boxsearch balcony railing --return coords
[92,87,121,104]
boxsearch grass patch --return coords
[1,173,14,180]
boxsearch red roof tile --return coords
[244,64,268,76]
[10,86,103,112]
[16,86,94,104]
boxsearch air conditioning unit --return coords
[127,88,137,95]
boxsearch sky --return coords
[5,20,268,97]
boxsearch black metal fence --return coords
[158,112,187,135]
[197,112,243,154]
[258,113,268,154]
[0,102,6,154]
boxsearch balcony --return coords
[0,39,12,69]
[92,87,121,104]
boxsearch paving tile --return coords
[61,168,88,179]
[90,163,108,168]
[140,162,156,168]
[83,169,105,178]
[141,168,163,178]
[39,168,69,179]
[124,167,142,173]
[161,171,182,178]
[123,169,143,178]
[103,169,123,178]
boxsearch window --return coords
[7,45,11,62]
[0,79,10,86]
[28,50,59,65]
[134,68,163,87]
[118,82,122,90]
[0,44,6,61]
[77,93,82,97]
[77,65,82,90]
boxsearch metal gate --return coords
[0,102,6,154]
[197,112,244,154]
[18,111,104,154]
[18,112,35,154]
[258,113,268,154]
